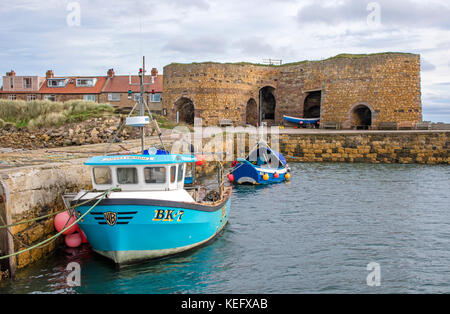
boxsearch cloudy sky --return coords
[0,0,449,122]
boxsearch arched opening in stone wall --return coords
[259,86,276,123]
[174,97,195,125]
[303,91,321,118]
[352,105,372,129]
[246,98,258,126]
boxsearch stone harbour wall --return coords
[278,131,449,164]
[0,160,91,273]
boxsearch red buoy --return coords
[196,154,205,166]
[273,172,279,178]
[227,173,235,182]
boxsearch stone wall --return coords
[0,160,91,273]
[278,131,449,164]
[162,53,422,129]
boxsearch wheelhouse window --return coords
[144,167,166,184]
[93,167,112,185]
[170,166,176,183]
[117,168,138,184]
[177,164,184,182]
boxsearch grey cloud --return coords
[163,36,227,54]
[421,59,436,72]
[233,37,276,56]
[296,0,450,29]
[166,0,210,10]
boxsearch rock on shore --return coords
[0,116,143,149]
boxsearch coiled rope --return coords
[0,187,117,261]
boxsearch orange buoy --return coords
[285,173,291,180]
[263,173,269,181]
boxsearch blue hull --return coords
[75,193,231,264]
[232,160,288,185]
[283,115,320,125]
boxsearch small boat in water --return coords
[68,153,231,264]
[63,58,231,264]
[283,115,320,127]
[229,140,291,185]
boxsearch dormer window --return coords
[23,77,32,89]
[48,79,67,87]
[76,78,97,87]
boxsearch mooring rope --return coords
[0,188,116,261]
[0,190,108,231]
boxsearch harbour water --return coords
[1,162,449,294]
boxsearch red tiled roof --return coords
[102,75,163,93]
[39,76,107,94]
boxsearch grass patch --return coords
[165,52,418,68]
[0,99,114,130]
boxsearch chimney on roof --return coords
[151,68,158,77]
[107,68,115,78]
[46,70,54,78]
[6,70,16,76]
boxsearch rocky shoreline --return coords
[0,116,144,150]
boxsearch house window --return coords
[134,93,141,101]
[83,95,96,102]
[76,78,97,87]
[23,78,32,89]
[47,79,66,87]
[45,95,56,101]
[108,93,121,101]
[8,94,16,100]
[27,94,36,102]
[150,93,161,102]
[10,78,13,89]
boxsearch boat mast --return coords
[138,56,146,153]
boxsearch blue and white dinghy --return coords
[229,140,291,185]
[64,58,231,264]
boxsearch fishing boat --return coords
[283,115,320,127]
[228,140,291,185]
[63,58,231,264]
